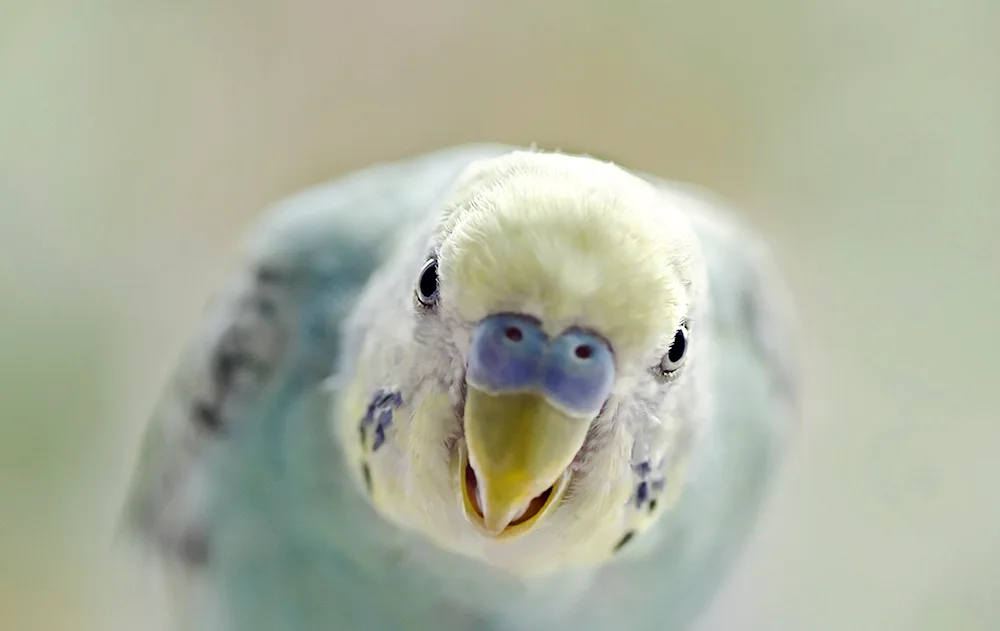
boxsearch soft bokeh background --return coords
[2,1,998,629]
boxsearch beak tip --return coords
[480,503,515,537]
[482,521,508,537]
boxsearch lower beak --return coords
[459,385,590,537]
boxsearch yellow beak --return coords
[459,385,590,537]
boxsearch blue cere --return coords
[466,314,615,417]
[466,314,548,393]
[540,330,615,416]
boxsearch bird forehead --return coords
[438,155,693,356]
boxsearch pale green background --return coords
[1,1,997,629]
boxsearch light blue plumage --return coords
[122,144,800,631]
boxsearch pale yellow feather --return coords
[337,149,706,576]
[438,150,702,370]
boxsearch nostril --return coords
[504,326,523,342]
[574,344,593,359]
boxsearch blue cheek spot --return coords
[466,314,547,393]
[636,481,650,506]
[630,460,666,511]
[540,331,615,416]
[359,388,403,453]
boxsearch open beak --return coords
[456,385,589,537]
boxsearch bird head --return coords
[348,150,707,575]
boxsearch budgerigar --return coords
[122,144,801,631]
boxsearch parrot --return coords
[121,143,801,631]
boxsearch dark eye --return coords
[416,258,439,306]
[658,324,689,375]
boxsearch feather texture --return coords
[121,144,800,631]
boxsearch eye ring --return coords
[657,323,689,376]
[415,257,439,307]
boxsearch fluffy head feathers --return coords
[436,151,703,368]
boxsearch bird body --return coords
[123,144,800,631]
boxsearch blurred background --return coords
[1,0,998,629]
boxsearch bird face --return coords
[350,151,705,574]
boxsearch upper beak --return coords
[461,385,589,536]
